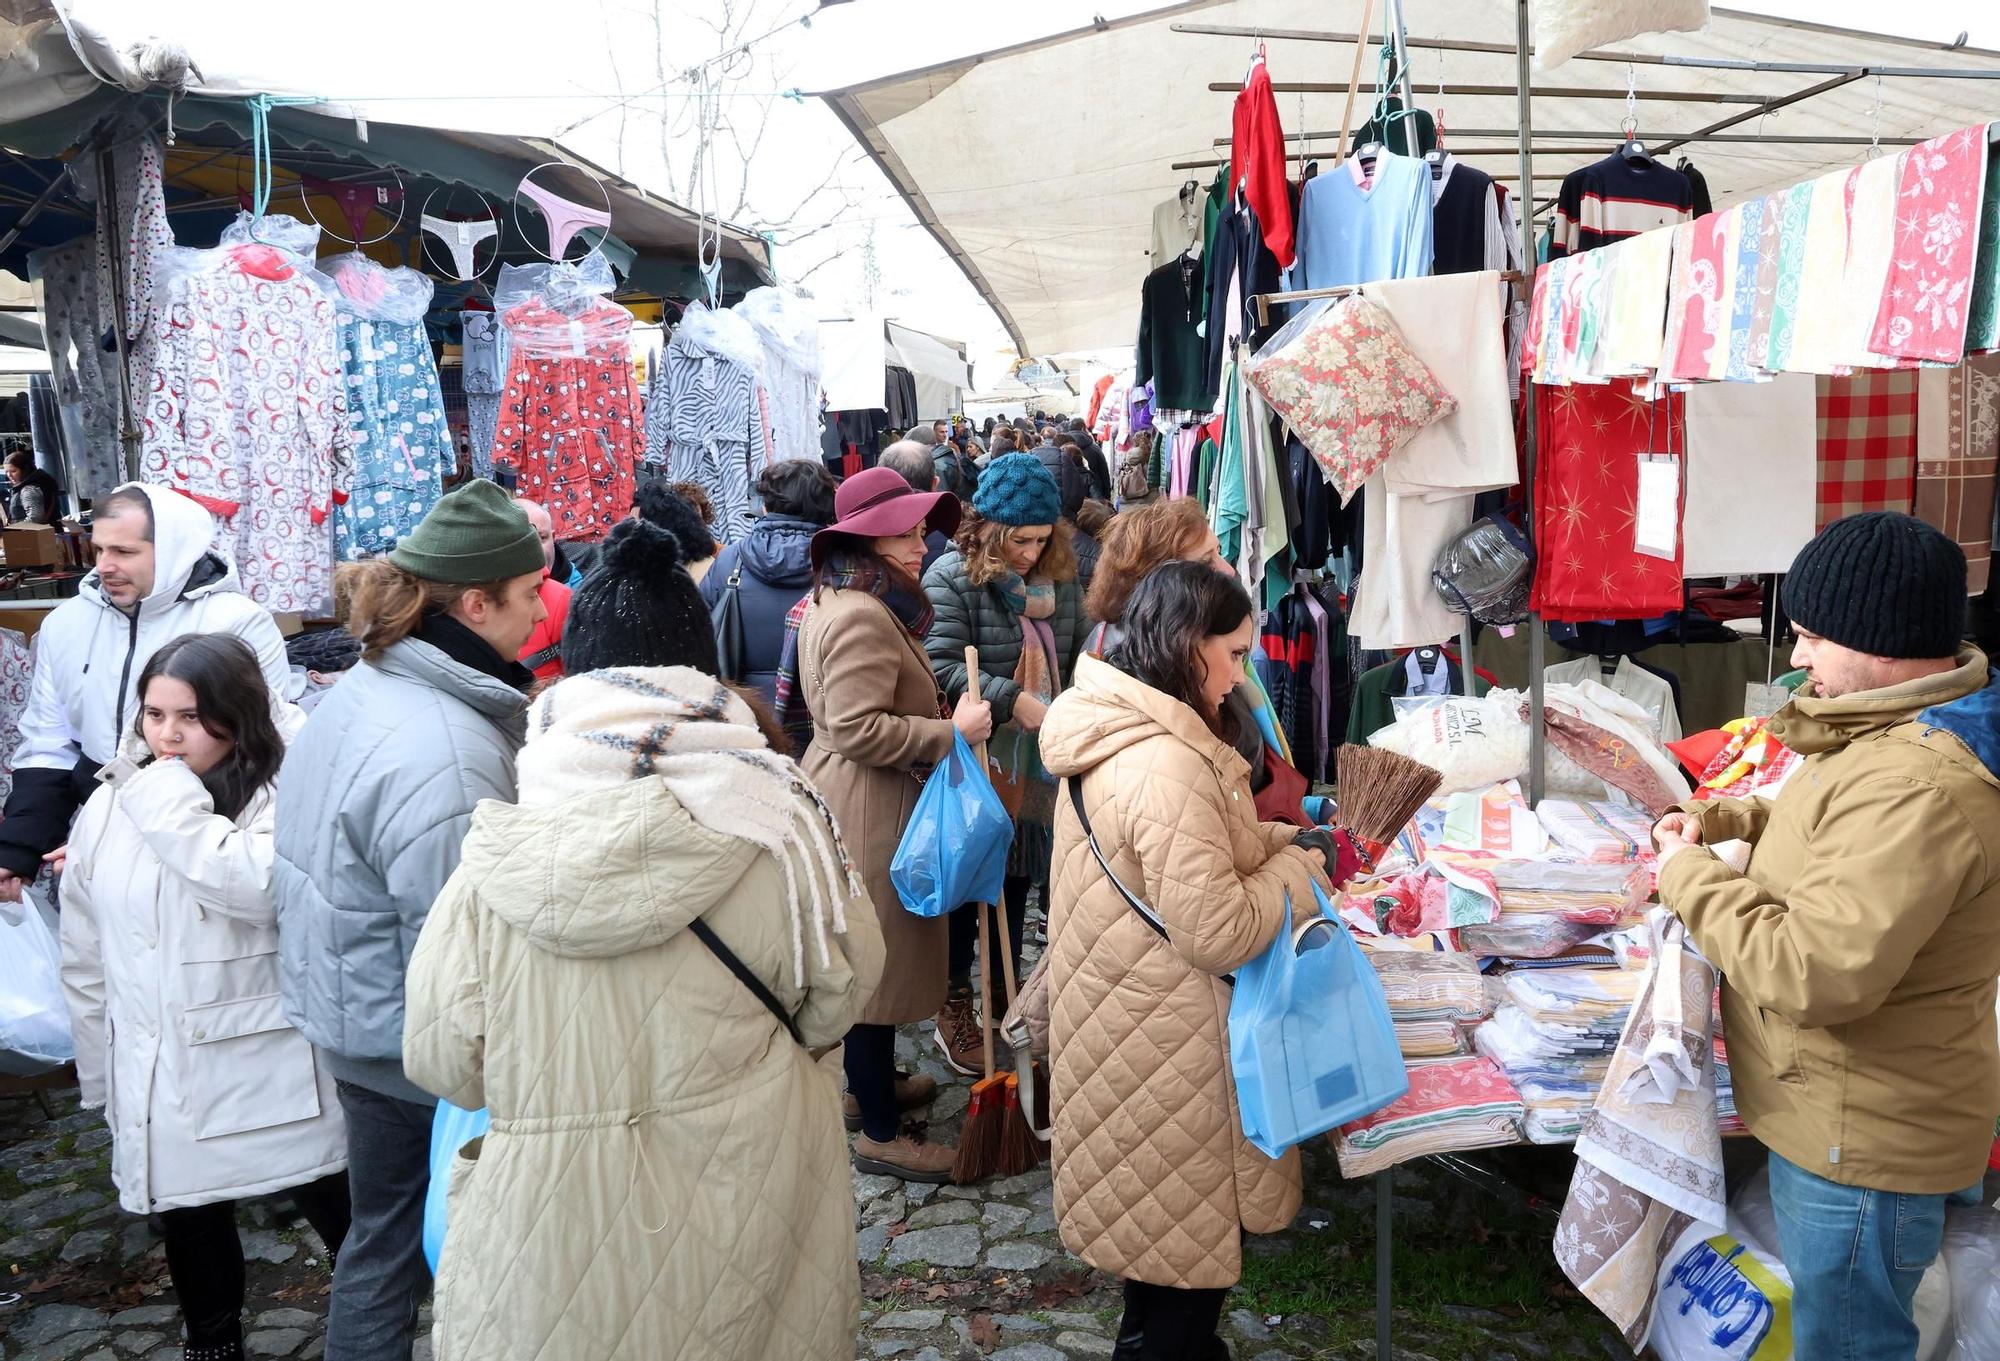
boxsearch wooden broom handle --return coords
[966,644,997,1081]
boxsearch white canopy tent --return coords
[819,2,2000,356]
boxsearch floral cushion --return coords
[1248,295,1458,502]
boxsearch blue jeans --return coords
[1767,1151,1979,1361]
[327,1081,435,1361]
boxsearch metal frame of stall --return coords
[1211,3,2000,1355]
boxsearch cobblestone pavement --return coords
[4,973,1637,1361]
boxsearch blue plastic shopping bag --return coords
[422,1100,490,1272]
[890,731,1013,917]
[1229,881,1408,1157]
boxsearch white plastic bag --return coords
[1369,693,1531,793]
[0,891,72,1073]
[1944,1203,2000,1361]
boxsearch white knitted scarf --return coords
[520,666,864,987]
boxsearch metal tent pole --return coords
[1516,0,1546,805]
[94,140,141,485]
[1388,0,1418,156]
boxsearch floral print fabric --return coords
[332,311,452,561]
[493,298,640,541]
[1870,124,1991,364]
[1247,295,1457,503]
[137,251,352,613]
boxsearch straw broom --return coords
[992,910,1043,1175]
[1333,744,1444,866]
[952,645,1008,1185]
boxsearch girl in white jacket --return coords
[61,633,349,1361]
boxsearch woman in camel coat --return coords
[790,467,993,1183]
[1039,562,1334,1361]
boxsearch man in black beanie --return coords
[1653,511,2000,1361]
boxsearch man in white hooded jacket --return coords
[0,483,287,901]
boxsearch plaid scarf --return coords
[773,553,935,748]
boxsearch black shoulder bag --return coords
[689,919,804,1046]
[1065,779,1234,987]
[709,566,748,683]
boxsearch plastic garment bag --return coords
[422,1100,491,1273]
[0,893,72,1075]
[1432,514,1534,625]
[1230,880,1407,1157]
[890,732,1013,918]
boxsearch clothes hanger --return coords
[1617,64,1651,164]
[1414,645,1442,676]
[1426,51,1449,180]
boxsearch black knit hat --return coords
[562,520,719,677]
[1783,511,1966,660]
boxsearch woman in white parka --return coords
[61,633,348,1361]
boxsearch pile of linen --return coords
[1333,1055,1526,1177]
[1368,951,1489,1058]
[1474,964,1646,1143]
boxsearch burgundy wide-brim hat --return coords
[810,466,961,567]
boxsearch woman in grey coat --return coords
[273,480,548,1361]
[919,453,1089,1074]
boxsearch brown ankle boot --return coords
[844,1071,939,1132]
[932,986,984,1077]
[853,1130,957,1183]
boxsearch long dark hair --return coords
[132,634,284,820]
[1110,561,1253,736]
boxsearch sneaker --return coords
[843,1071,939,1132]
[932,987,984,1077]
[853,1130,957,1184]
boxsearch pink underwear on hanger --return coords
[519,179,610,259]
[422,214,499,278]
[302,173,403,242]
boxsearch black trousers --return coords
[843,1022,901,1142]
[947,875,1032,1001]
[1118,1279,1229,1360]
[160,1172,351,1347]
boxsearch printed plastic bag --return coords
[1230,881,1409,1157]
[1369,693,1532,793]
[890,732,1013,917]
[0,892,72,1073]
[422,1100,491,1273]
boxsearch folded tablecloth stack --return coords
[1456,867,1648,959]
[1534,798,1657,863]
[1473,965,1645,1143]
[1334,1055,1526,1177]
[1370,952,1489,1058]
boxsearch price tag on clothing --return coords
[1743,682,1792,719]
[1633,453,1681,561]
[358,321,377,364]
[567,320,586,359]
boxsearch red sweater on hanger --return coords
[1232,58,1296,270]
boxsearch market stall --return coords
[817,314,974,473]
[825,4,2000,1358]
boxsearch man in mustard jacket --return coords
[1654,512,2000,1361]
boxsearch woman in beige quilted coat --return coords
[1040,562,1333,1361]
[404,522,884,1361]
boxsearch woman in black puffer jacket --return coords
[698,460,838,714]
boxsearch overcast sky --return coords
[100,0,2000,385]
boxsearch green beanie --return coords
[387,479,545,584]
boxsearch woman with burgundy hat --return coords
[778,466,994,1182]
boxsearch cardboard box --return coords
[0,602,61,640]
[2,525,58,568]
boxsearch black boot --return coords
[1113,1279,1149,1360]
[182,1318,244,1361]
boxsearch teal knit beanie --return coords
[971,452,1063,526]
[387,479,546,584]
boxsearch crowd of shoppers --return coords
[11,426,1997,1361]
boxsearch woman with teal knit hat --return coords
[920,453,1091,1074]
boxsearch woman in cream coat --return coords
[61,634,347,1361]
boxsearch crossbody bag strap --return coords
[1065,778,1233,988]
[689,918,805,1047]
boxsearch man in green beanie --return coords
[274,478,548,1361]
